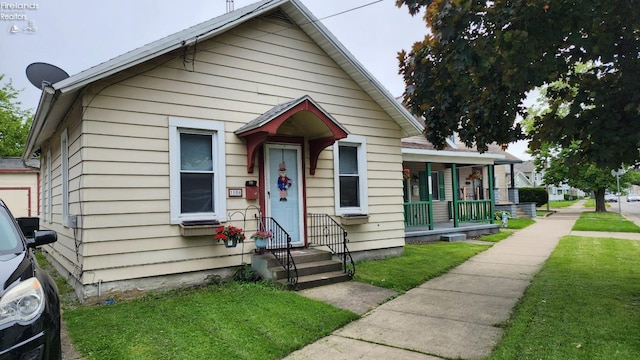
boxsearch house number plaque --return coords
[228,188,243,197]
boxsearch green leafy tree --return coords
[0,75,33,157]
[540,143,628,212]
[525,76,632,212]
[396,0,640,170]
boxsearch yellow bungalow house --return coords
[22,0,423,300]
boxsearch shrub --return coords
[233,263,261,283]
[519,187,549,207]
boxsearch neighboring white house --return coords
[514,160,584,200]
[22,0,423,300]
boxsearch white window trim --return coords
[61,129,69,226]
[46,149,52,223]
[333,135,368,216]
[169,117,227,224]
[40,154,45,220]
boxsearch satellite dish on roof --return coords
[25,62,69,89]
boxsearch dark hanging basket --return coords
[223,238,238,248]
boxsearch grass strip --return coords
[480,230,513,243]
[572,211,640,232]
[489,236,640,359]
[505,218,535,229]
[545,200,579,208]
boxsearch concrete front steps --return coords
[252,248,351,290]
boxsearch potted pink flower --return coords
[251,229,272,253]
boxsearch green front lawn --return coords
[64,283,358,360]
[354,243,490,292]
[489,236,640,359]
[62,242,491,359]
[572,211,640,232]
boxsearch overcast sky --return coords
[0,0,530,159]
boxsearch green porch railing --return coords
[448,200,493,223]
[403,201,432,228]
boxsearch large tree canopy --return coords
[0,75,33,157]
[397,0,640,169]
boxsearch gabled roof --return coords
[401,135,523,165]
[22,0,422,161]
[235,95,349,174]
[235,95,348,136]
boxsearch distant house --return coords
[514,160,584,200]
[0,157,39,218]
[22,0,423,300]
[400,133,525,240]
[514,160,541,188]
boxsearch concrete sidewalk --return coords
[286,204,585,360]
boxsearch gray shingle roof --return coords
[0,157,39,170]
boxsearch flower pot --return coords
[254,238,268,249]
[223,238,238,248]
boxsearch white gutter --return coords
[402,148,505,165]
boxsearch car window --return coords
[0,207,23,254]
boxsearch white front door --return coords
[265,144,304,247]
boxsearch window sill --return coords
[339,214,369,225]
[179,220,220,237]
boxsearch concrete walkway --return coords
[287,203,587,360]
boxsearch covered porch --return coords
[402,162,499,242]
[401,137,521,241]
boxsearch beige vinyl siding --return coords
[39,101,84,284]
[70,15,406,286]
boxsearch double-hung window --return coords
[169,117,226,224]
[333,135,368,215]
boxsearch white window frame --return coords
[169,117,226,224]
[46,149,52,223]
[333,135,368,215]
[61,129,69,226]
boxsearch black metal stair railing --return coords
[261,217,298,288]
[307,214,355,277]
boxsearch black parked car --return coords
[0,200,60,360]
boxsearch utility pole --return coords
[611,168,626,221]
[226,0,234,13]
